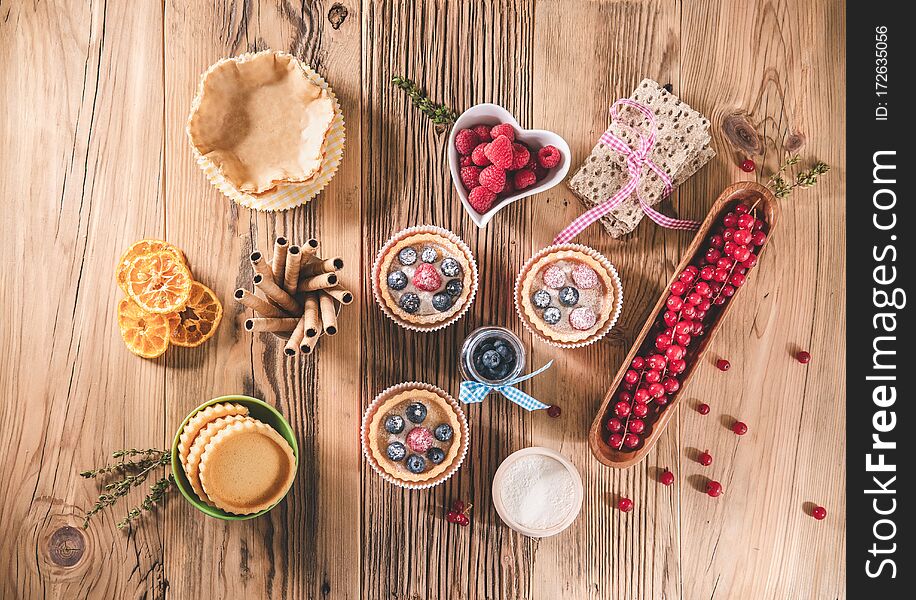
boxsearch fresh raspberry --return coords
[471,143,491,167]
[537,145,562,168]
[459,155,473,167]
[484,135,514,169]
[490,123,516,141]
[533,164,549,180]
[511,143,530,170]
[454,129,479,155]
[513,168,537,190]
[479,165,506,193]
[406,427,435,452]
[468,186,496,213]
[472,125,491,143]
[538,146,563,169]
[502,177,515,196]
[460,166,481,190]
[412,263,442,292]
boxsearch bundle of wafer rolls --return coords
[234,237,353,356]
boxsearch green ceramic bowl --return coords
[171,395,299,520]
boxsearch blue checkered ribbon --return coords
[459,361,554,411]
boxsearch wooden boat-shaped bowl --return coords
[588,181,779,468]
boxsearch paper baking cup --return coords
[361,382,470,490]
[187,50,346,212]
[514,244,623,349]
[371,226,479,333]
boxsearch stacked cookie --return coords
[177,402,296,515]
[568,79,715,237]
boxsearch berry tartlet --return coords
[372,226,478,331]
[362,382,469,489]
[515,244,622,347]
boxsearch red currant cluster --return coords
[605,201,768,452]
[446,500,472,526]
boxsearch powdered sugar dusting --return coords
[499,454,576,530]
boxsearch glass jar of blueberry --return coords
[460,326,526,385]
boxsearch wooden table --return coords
[1,1,846,598]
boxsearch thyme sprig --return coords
[767,155,830,198]
[81,448,174,530]
[391,75,458,126]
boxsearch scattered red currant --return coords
[706,480,723,497]
[716,359,730,371]
[732,421,748,435]
[659,470,675,486]
[699,450,713,466]
[740,158,756,172]
[447,501,472,526]
[812,505,827,520]
[617,497,634,512]
[547,405,562,418]
[796,350,811,364]
[697,403,710,415]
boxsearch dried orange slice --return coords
[117,298,170,358]
[126,251,193,314]
[169,281,223,347]
[116,240,188,294]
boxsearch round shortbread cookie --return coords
[178,402,250,468]
[199,419,297,515]
[184,415,253,506]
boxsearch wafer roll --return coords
[250,251,274,279]
[282,245,302,294]
[302,294,321,338]
[245,317,300,333]
[299,334,320,354]
[298,271,338,293]
[234,288,287,318]
[284,316,307,356]
[300,257,344,278]
[318,291,338,336]
[324,286,354,305]
[271,237,289,284]
[254,273,300,314]
[301,238,319,261]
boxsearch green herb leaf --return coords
[391,75,458,126]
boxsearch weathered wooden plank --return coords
[678,1,846,598]
[0,1,167,598]
[361,1,537,599]
[162,1,362,598]
[529,2,682,599]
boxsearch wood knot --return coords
[721,111,761,155]
[327,3,348,29]
[47,526,85,567]
[785,131,806,152]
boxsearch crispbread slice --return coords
[178,403,249,468]
[576,146,716,237]
[567,79,714,237]
[184,414,254,506]
[198,419,297,515]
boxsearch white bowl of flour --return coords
[492,447,583,537]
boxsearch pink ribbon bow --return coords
[553,98,700,245]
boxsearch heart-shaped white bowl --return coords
[448,103,571,228]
